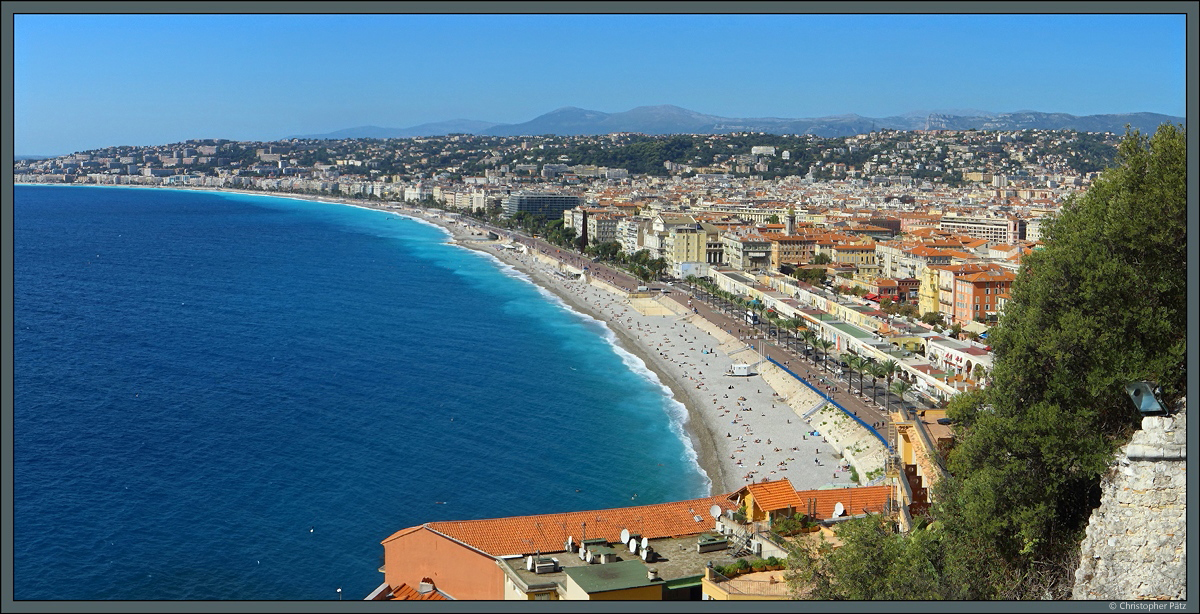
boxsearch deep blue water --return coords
[13,185,708,600]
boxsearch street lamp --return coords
[1125,382,1166,415]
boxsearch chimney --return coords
[417,578,435,594]
[647,568,660,581]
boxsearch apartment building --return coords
[722,233,773,271]
[503,191,584,219]
[586,213,624,246]
[952,268,1015,324]
[616,216,652,254]
[938,213,1026,244]
[762,233,819,269]
[832,242,878,278]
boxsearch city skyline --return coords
[14,11,1188,155]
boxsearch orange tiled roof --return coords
[908,246,950,257]
[386,582,451,601]
[794,485,893,521]
[401,495,737,557]
[958,270,1015,283]
[945,250,980,260]
[743,480,805,512]
[383,526,424,541]
[833,243,875,251]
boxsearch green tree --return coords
[594,241,622,262]
[647,257,668,280]
[878,359,899,411]
[786,515,948,600]
[891,380,913,412]
[814,338,834,373]
[939,124,1186,597]
[811,253,832,265]
[845,355,867,395]
[866,361,886,405]
[920,311,945,327]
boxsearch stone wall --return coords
[1071,401,1186,601]
[806,404,887,482]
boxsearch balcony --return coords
[702,568,793,600]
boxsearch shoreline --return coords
[451,238,732,495]
[19,183,852,496]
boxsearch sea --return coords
[12,184,709,600]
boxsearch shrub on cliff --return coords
[786,124,1187,600]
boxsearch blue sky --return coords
[14,13,1187,155]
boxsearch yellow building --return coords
[561,560,665,600]
[701,567,792,600]
[731,480,804,525]
[667,226,708,266]
[889,408,953,523]
[918,265,942,317]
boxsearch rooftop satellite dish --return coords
[586,551,595,564]
[833,502,845,517]
[620,528,631,544]
[641,536,650,550]
[641,547,650,562]
[526,555,535,572]
[710,504,722,519]
[629,540,638,555]
[566,535,574,550]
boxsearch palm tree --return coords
[647,257,668,281]
[815,339,834,373]
[786,318,804,353]
[764,311,779,339]
[799,330,816,361]
[890,380,914,414]
[845,355,867,395]
[878,360,899,410]
[867,361,885,405]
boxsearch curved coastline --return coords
[18,183,850,497]
[454,242,722,495]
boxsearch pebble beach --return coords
[425,217,853,496]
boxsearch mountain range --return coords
[291,104,1183,140]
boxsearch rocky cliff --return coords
[1072,401,1186,600]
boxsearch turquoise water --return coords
[13,185,708,600]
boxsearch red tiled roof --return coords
[741,479,805,512]
[411,495,737,557]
